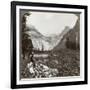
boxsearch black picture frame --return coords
[11,1,88,89]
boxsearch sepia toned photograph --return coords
[20,10,80,79]
[11,1,87,89]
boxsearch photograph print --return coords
[11,1,87,89]
[20,10,80,79]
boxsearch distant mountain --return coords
[25,25,70,51]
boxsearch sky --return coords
[26,11,78,36]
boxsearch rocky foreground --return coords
[20,48,80,79]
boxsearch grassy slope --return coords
[46,49,80,77]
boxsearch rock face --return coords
[25,25,62,51]
[66,19,80,50]
[53,18,80,50]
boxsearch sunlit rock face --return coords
[25,25,70,51]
